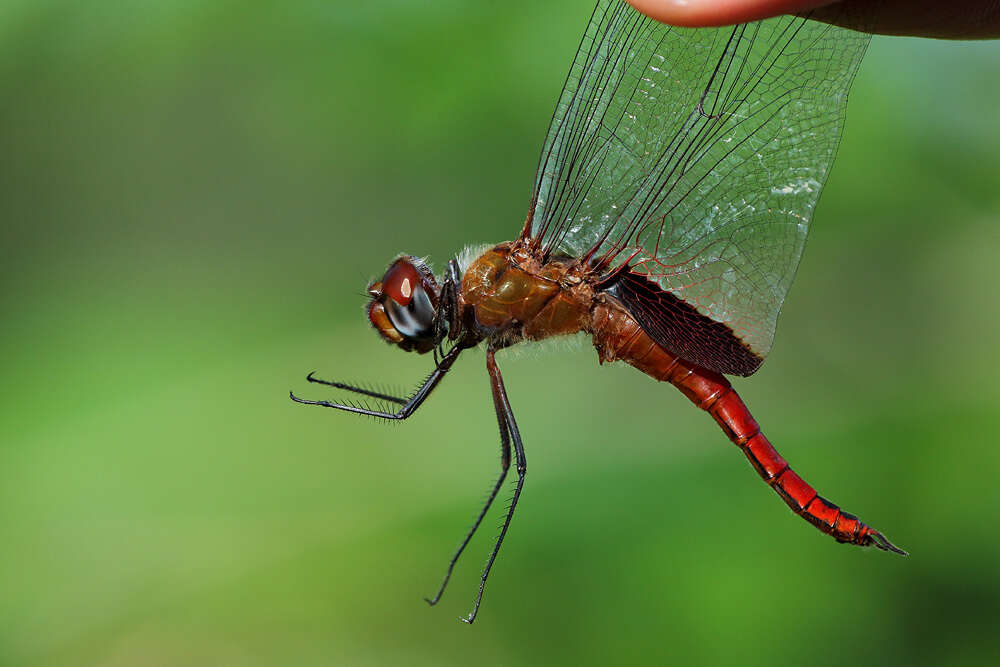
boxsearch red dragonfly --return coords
[292,0,905,623]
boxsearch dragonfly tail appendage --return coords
[671,367,907,555]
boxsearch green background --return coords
[3,1,999,665]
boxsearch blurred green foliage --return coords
[2,2,999,666]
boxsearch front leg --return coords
[462,346,526,624]
[289,344,463,420]
[434,258,464,347]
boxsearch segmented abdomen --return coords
[590,299,905,554]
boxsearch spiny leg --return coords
[425,387,512,607]
[462,346,526,625]
[305,372,407,405]
[289,344,464,420]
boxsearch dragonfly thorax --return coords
[460,242,595,344]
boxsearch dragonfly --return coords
[292,0,906,623]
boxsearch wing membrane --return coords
[529,0,871,368]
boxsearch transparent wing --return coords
[528,0,871,365]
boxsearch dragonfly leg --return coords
[303,372,408,405]
[432,259,463,351]
[289,344,464,420]
[424,372,512,607]
[461,346,526,625]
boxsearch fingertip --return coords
[625,0,840,28]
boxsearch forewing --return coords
[529,0,871,371]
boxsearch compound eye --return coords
[380,259,437,340]
[383,261,421,307]
[384,282,435,339]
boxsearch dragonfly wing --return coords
[529,0,871,374]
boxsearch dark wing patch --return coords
[608,270,763,377]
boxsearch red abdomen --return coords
[590,298,905,554]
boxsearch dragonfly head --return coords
[367,256,440,354]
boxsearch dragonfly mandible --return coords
[291,0,905,624]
